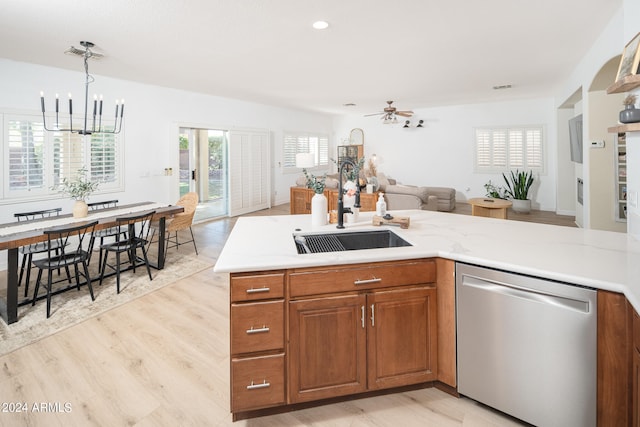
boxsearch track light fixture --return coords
[403,120,424,128]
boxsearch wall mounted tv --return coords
[568,114,583,164]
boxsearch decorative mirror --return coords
[349,128,364,145]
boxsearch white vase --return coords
[311,192,328,227]
[72,200,89,218]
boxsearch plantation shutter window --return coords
[2,112,124,201]
[7,118,46,195]
[474,126,544,173]
[283,132,329,170]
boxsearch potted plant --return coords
[620,94,640,124]
[54,167,100,218]
[503,169,534,213]
[483,180,507,199]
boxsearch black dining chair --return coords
[31,220,99,318]
[14,208,70,297]
[98,210,156,294]
[86,199,127,266]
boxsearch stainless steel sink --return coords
[293,230,412,254]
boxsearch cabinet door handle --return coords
[247,380,271,390]
[246,287,270,294]
[361,305,365,329]
[246,326,270,334]
[354,277,382,285]
[370,304,375,327]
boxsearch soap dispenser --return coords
[376,192,387,216]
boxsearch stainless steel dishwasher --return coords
[456,263,597,427]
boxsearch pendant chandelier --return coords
[39,41,124,135]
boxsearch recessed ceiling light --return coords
[312,21,329,30]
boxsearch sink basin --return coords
[294,230,412,254]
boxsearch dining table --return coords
[0,201,184,325]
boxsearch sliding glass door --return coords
[178,127,229,221]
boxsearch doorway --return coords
[178,127,229,222]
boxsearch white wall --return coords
[0,58,334,222]
[333,98,557,211]
[623,0,640,239]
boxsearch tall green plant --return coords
[503,170,534,200]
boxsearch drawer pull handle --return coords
[354,277,382,285]
[246,287,270,294]
[247,380,271,390]
[246,326,270,334]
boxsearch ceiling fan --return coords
[365,101,413,123]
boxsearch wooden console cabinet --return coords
[229,258,452,420]
[290,186,378,215]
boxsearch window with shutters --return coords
[283,132,329,171]
[474,126,544,173]
[2,112,123,200]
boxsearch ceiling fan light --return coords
[312,21,329,30]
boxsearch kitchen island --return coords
[214,209,640,424]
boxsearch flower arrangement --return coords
[331,157,365,182]
[302,169,326,194]
[54,167,100,201]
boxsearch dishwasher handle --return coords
[461,275,592,314]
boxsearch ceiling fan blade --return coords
[364,112,383,116]
[396,111,414,117]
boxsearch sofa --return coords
[295,172,456,212]
[376,173,456,212]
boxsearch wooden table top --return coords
[468,197,513,209]
[0,202,183,250]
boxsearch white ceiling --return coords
[0,0,621,116]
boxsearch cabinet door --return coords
[289,294,367,403]
[367,287,437,390]
[634,349,640,427]
[290,187,312,214]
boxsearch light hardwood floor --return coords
[0,204,569,427]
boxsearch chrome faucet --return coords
[336,159,361,229]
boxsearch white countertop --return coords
[213,210,640,312]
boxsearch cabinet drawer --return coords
[231,353,285,412]
[231,300,284,354]
[289,259,436,297]
[230,272,284,302]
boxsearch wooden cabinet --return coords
[367,287,437,390]
[634,307,640,427]
[230,271,285,413]
[230,258,452,420]
[597,290,632,427]
[289,294,367,403]
[290,186,314,215]
[290,186,378,215]
[288,260,437,403]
